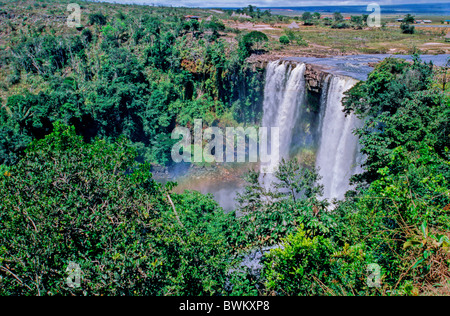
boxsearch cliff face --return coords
[251,58,333,94]
[284,61,332,93]
[304,64,331,93]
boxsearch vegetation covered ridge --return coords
[0,0,449,296]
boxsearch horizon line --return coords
[89,1,449,9]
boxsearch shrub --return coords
[238,31,269,58]
[279,35,290,45]
[0,123,234,295]
[81,28,93,43]
[6,74,20,85]
[331,22,351,29]
[284,29,308,47]
[89,13,107,26]
[401,23,415,34]
[263,227,334,295]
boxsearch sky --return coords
[98,0,450,8]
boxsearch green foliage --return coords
[202,17,225,40]
[0,123,234,295]
[2,6,265,166]
[401,23,415,34]
[239,31,269,58]
[227,269,260,296]
[81,28,93,43]
[263,227,334,295]
[351,16,365,29]
[233,159,332,250]
[301,12,313,25]
[323,17,333,26]
[401,14,416,34]
[343,56,442,184]
[337,145,449,290]
[274,158,323,203]
[404,14,415,24]
[332,22,351,29]
[234,5,273,20]
[279,35,290,45]
[89,13,107,26]
[10,35,85,75]
[284,29,308,47]
[334,12,344,22]
[263,228,374,296]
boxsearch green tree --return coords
[302,12,312,21]
[202,18,225,39]
[89,13,107,26]
[343,56,441,184]
[334,12,344,22]
[302,12,314,26]
[279,35,290,45]
[239,31,269,58]
[401,14,415,34]
[404,14,415,24]
[0,123,234,295]
[284,29,308,46]
[351,16,364,29]
[274,158,323,203]
[263,227,373,296]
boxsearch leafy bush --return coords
[343,56,440,184]
[263,227,374,296]
[263,227,334,295]
[0,123,234,295]
[401,23,415,34]
[284,29,308,47]
[239,31,269,58]
[89,13,107,26]
[10,35,84,75]
[400,14,415,34]
[279,35,290,45]
[232,158,331,250]
[81,28,93,43]
[331,22,351,29]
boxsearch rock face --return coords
[281,61,332,93]
[248,57,333,93]
[248,58,333,94]
[304,64,330,93]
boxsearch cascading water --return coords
[163,55,448,211]
[260,60,307,176]
[315,75,361,201]
[260,60,361,201]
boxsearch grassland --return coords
[0,0,449,83]
[262,25,450,55]
[1,0,449,57]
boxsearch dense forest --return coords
[0,0,449,296]
[0,1,271,167]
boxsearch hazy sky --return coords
[102,0,450,8]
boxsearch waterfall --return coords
[316,75,361,201]
[260,60,307,176]
[260,60,361,201]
